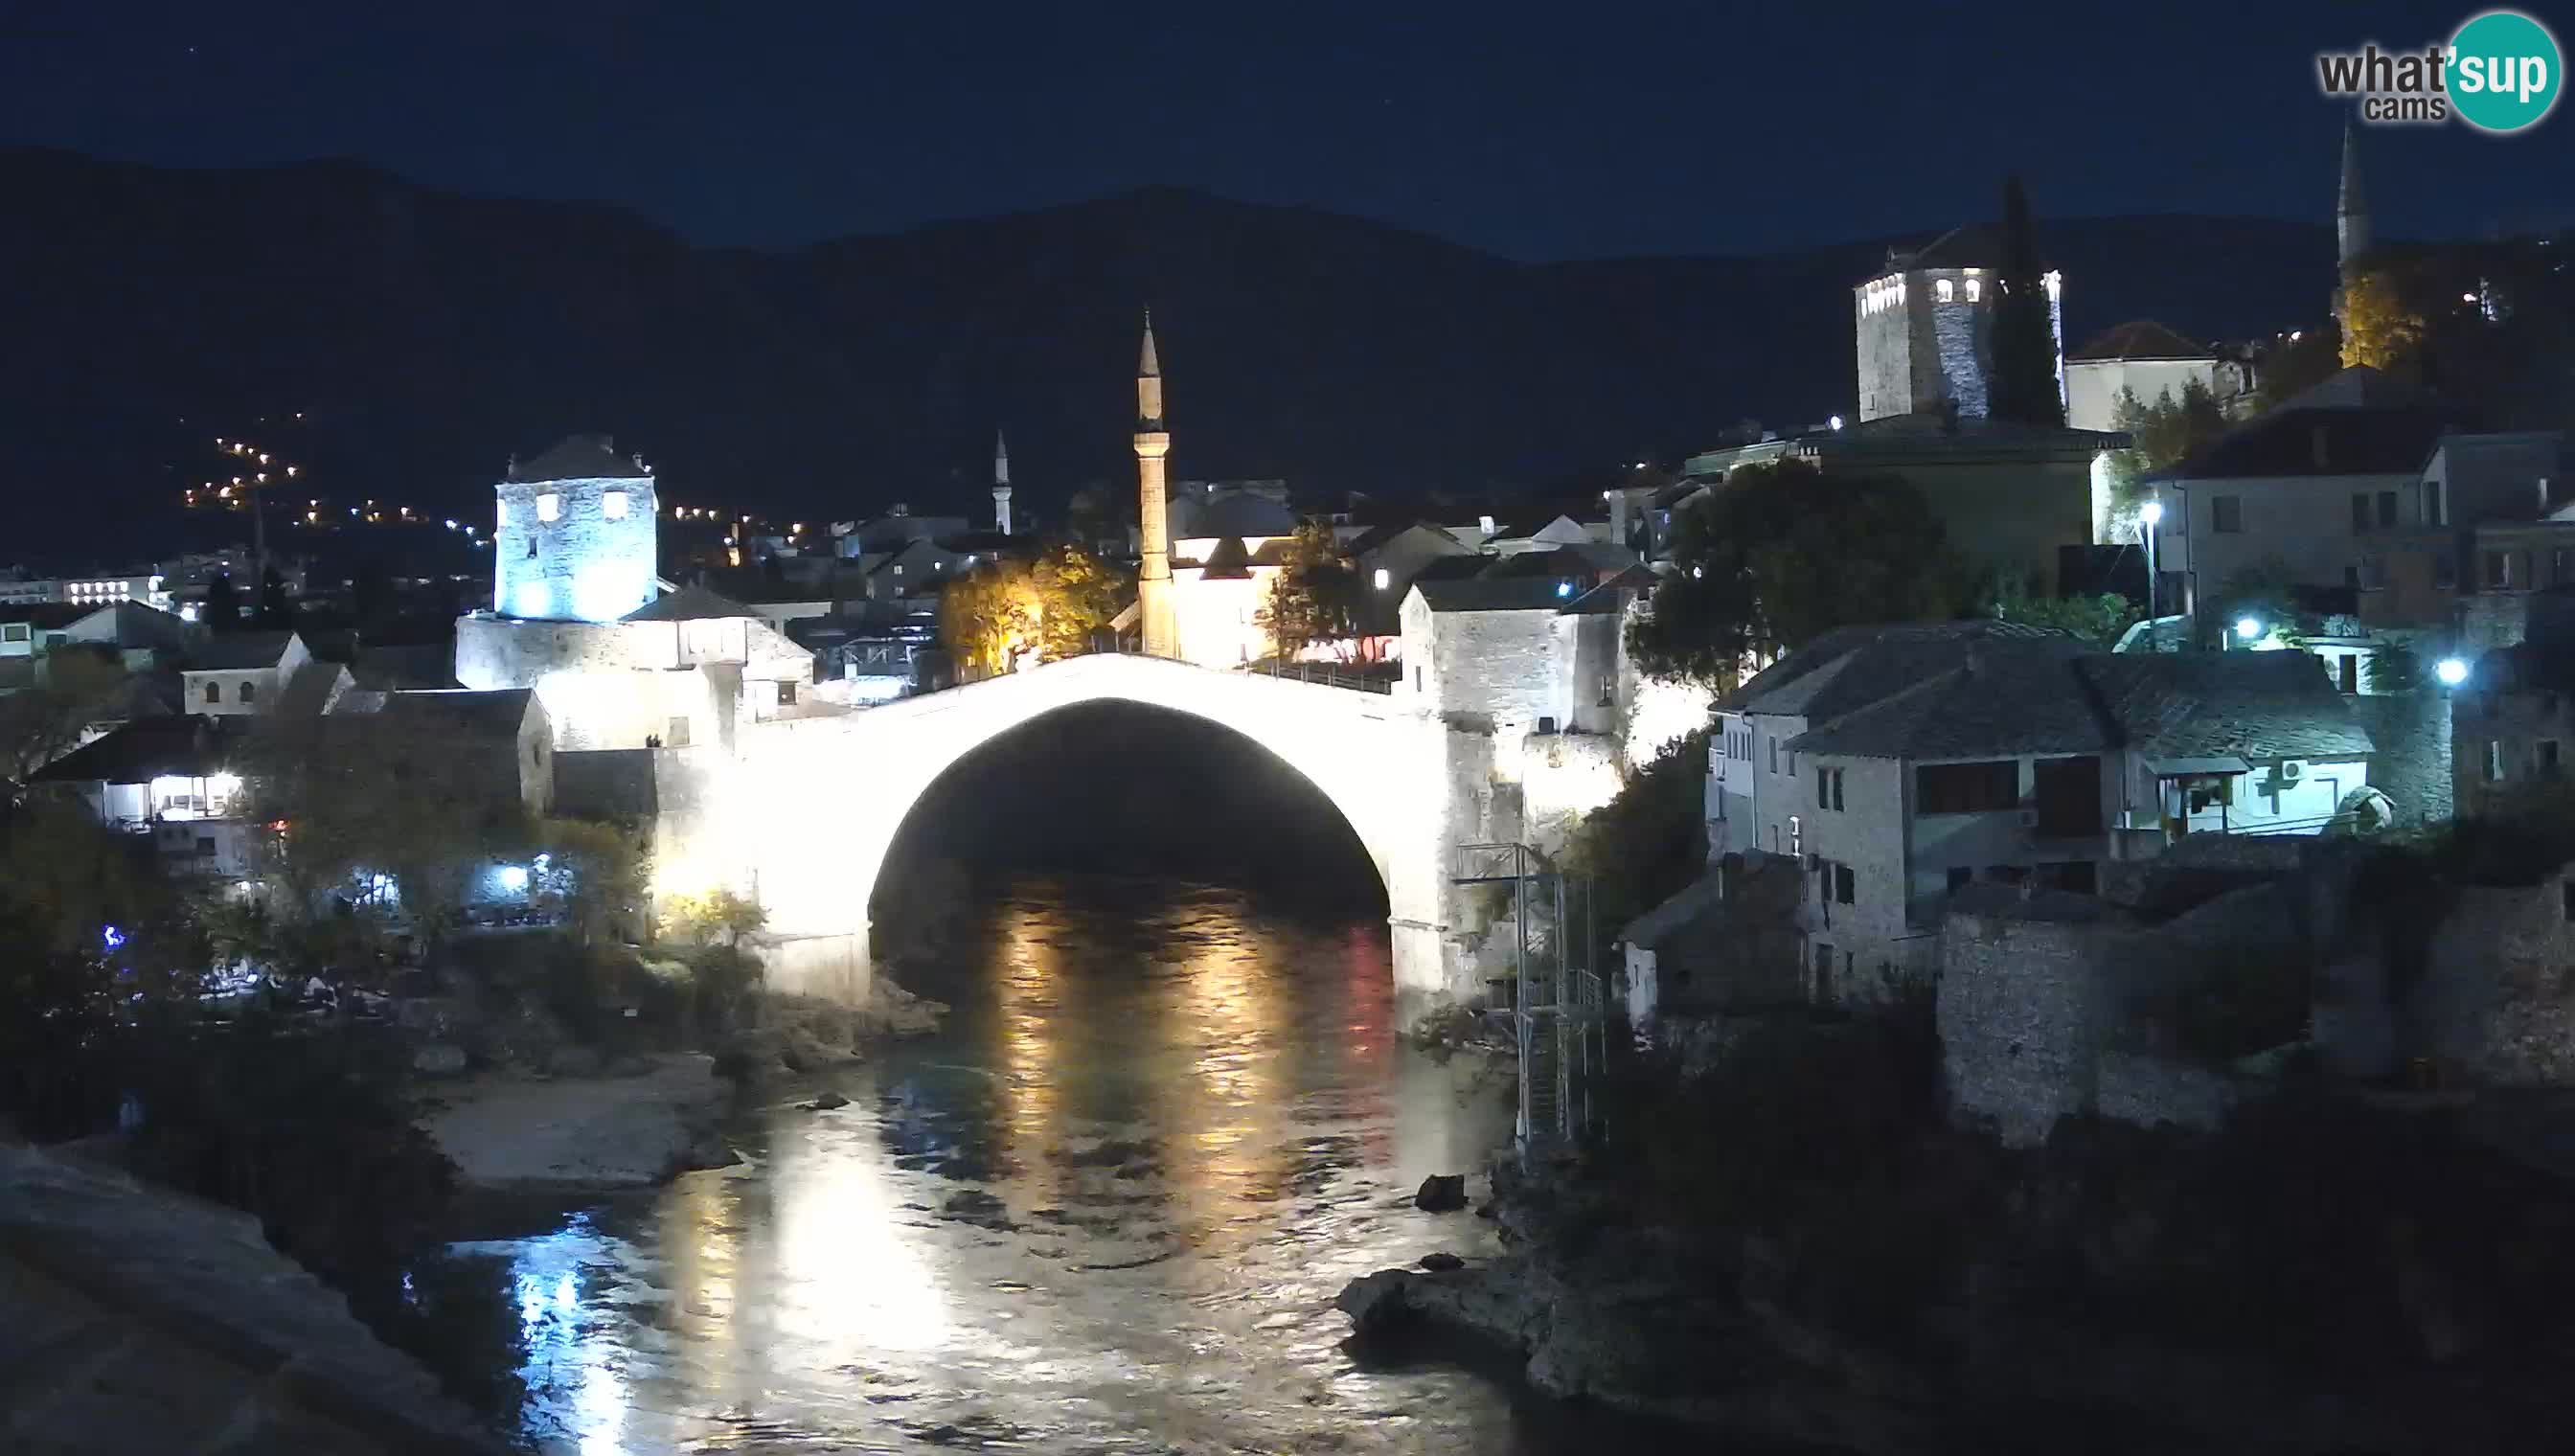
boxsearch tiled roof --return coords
[2165,405,2462,480]
[372,688,537,739]
[184,630,296,671]
[623,585,757,622]
[513,434,649,482]
[1722,620,2083,718]
[2069,320,2212,363]
[1414,579,1573,613]
[2084,650,2374,762]
[33,716,234,785]
[1786,651,2117,759]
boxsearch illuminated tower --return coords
[492,434,659,623]
[1134,311,1177,658]
[991,429,1014,535]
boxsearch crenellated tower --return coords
[1133,311,1177,658]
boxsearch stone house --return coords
[492,435,659,625]
[2062,320,2239,434]
[2451,601,2575,816]
[31,715,262,878]
[356,688,554,819]
[180,630,313,716]
[1618,851,1808,1031]
[2359,430,2569,642]
[1721,625,2372,1003]
[1852,221,2062,424]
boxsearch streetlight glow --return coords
[2435,657,2470,687]
[2139,500,2164,527]
[2235,617,2263,641]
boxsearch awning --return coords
[2144,755,2251,778]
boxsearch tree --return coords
[1629,459,1963,688]
[2100,379,2232,528]
[660,887,766,948]
[255,566,291,629]
[937,558,1040,679]
[1029,542,1128,661]
[1256,522,1364,663]
[1989,175,2065,427]
[200,571,240,632]
[0,649,128,789]
[1986,580,2141,649]
[536,817,650,946]
[2340,267,2427,372]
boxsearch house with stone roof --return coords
[1713,622,2372,1002]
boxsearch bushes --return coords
[1561,729,1709,963]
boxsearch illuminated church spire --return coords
[1134,309,1177,658]
[991,428,1013,536]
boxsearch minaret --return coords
[991,428,1014,536]
[1133,310,1178,658]
[2336,120,2372,271]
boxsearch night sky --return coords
[4,1,2564,259]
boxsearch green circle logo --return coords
[2450,10,2562,132]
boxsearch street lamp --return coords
[2435,656,2470,687]
[2235,616,2264,643]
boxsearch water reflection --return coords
[417,877,1572,1454]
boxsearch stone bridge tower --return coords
[1134,312,1178,658]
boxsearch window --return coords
[1834,863,1856,905]
[2378,490,2399,529]
[2555,548,2575,586]
[2485,739,2504,784]
[778,680,798,707]
[1915,760,2019,814]
[1,624,26,643]
[2339,654,2359,694]
[1374,567,1391,590]
[1812,766,1843,809]
[667,716,692,748]
[2352,492,2372,532]
[2564,880,2575,923]
[204,680,221,704]
[536,492,562,522]
[1965,278,1982,302]
[603,489,629,520]
[2485,551,2513,589]
[2541,739,2562,778]
[2425,478,2447,527]
[1936,278,1954,303]
[1789,814,1802,857]
[1813,942,1834,983]
[2212,495,2243,534]
[1413,667,1424,692]
[1598,677,1615,707]
[1768,739,1778,774]
[239,681,256,703]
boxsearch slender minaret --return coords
[991,428,1014,536]
[1134,310,1177,658]
[2336,120,2372,272]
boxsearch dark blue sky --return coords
[3,1,2564,258]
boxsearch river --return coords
[397,875,1647,1454]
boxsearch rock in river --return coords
[1419,1251,1465,1271]
[1414,1172,1468,1212]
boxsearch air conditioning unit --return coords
[1536,716,1558,735]
[2017,808,2041,829]
[2278,759,2305,784]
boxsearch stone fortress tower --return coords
[991,429,1014,536]
[1134,311,1178,658]
[492,434,660,623]
[1853,227,2062,422]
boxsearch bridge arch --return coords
[723,655,1469,1002]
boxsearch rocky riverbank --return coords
[419,1053,735,1194]
[1337,1051,2575,1454]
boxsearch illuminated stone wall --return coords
[455,612,816,752]
[492,472,659,623]
[722,654,1495,1004]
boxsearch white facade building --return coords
[2062,321,2231,433]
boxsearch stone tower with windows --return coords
[492,434,659,623]
[1134,313,1178,658]
[1853,226,2062,423]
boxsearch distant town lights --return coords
[2435,657,2471,687]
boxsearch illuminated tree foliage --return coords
[1030,542,1129,662]
[1629,459,1961,687]
[2101,377,2231,525]
[1257,522,1364,662]
[2340,268,2427,372]
[940,545,1128,676]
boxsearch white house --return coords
[1717,625,2373,1002]
[2062,320,2235,433]
[31,716,262,878]
[180,630,311,716]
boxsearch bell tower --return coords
[1134,311,1177,658]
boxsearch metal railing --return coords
[1454,841,1606,1159]
[1235,659,1396,694]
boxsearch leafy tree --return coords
[937,558,1040,678]
[1256,522,1364,663]
[1629,459,1963,687]
[1986,580,2141,648]
[0,649,128,789]
[1030,541,1128,661]
[1989,175,2064,427]
[2113,378,2230,471]
[2340,267,2427,372]
[2365,640,2425,694]
[200,571,241,631]
[255,566,292,628]
[536,817,650,946]
[660,886,766,947]
[1561,730,1709,968]
[2253,324,2346,414]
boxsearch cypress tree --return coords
[1990,175,2064,427]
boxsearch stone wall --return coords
[2407,869,2575,1085]
[1939,904,2115,1147]
[492,472,657,623]
[1424,606,1563,736]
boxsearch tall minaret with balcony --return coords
[2334,121,2374,330]
[1133,312,1177,658]
[991,429,1014,536]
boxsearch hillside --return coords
[0,147,2335,549]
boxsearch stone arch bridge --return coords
[689,654,1530,1005]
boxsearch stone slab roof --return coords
[184,629,296,671]
[2069,320,2213,363]
[1786,650,2118,760]
[1721,620,2083,720]
[1414,579,1571,613]
[512,433,650,482]
[371,687,537,739]
[32,715,233,785]
[623,584,757,623]
[2085,650,2374,762]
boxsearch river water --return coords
[400,876,1641,1454]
